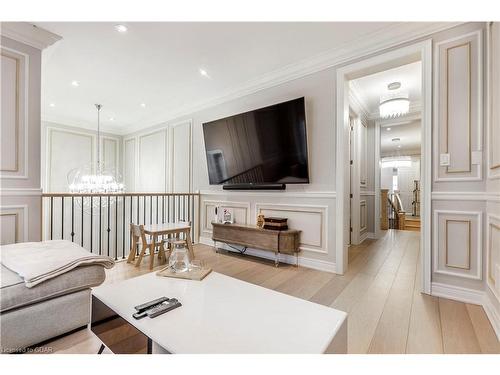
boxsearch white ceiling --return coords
[38,22,408,134]
[380,120,421,155]
[350,61,422,116]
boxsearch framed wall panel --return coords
[170,121,192,193]
[433,209,482,280]
[255,203,328,254]
[201,200,251,236]
[138,130,167,192]
[47,128,94,192]
[123,138,136,191]
[487,22,500,178]
[0,47,28,179]
[360,200,367,233]
[487,214,500,298]
[0,205,28,245]
[434,30,483,181]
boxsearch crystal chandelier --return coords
[68,104,125,197]
[379,82,410,119]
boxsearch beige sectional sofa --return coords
[0,264,106,352]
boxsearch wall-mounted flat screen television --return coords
[202,97,309,186]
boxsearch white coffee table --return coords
[91,271,347,354]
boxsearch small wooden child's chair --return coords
[127,224,167,267]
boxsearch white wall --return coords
[1,36,43,244]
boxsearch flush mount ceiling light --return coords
[379,81,409,119]
[114,24,128,33]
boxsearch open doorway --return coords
[336,41,431,294]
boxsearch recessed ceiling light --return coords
[114,24,128,33]
[49,103,55,107]
[397,145,402,148]
[71,80,79,87]
[386,127,391,131]
[109,117,115,121]
[140,103,146,108]
[199,68,210,78]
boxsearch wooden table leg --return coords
[185,228,195,260]
[150,235,156,270]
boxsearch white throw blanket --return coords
[0,240,115,288]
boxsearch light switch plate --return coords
[440,153,450,166]
[472,150,482,165]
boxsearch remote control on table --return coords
[146,298,182,318]
[134,297,170,313]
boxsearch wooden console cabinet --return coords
[211,223,301,267]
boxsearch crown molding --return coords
[0,22,61,50]
[120,22,462,135]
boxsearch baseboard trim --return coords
[431,282,484,305]
[199,236,336,273]
[483,291,500,341]
[431,282,500,341]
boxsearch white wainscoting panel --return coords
[0,47,28,179]
[433,209,482,280]
[360,199,367,233]
[201,200,251,236]
[138,130,167,192]
[488,23,500,178]
[102,137,119,170]
[0,205,28,244]
[124,138,136,191]
[47,128,94,192]
[487,214,500,299]
[170,121,192,192]
[434,30,483,181]
[255,203,328,254]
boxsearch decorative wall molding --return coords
[199,190,336,199]
[0,204,29,243]
[483,289,500,340]
[199,236,336,273]
[0,46,29,180]
[46,126,94,192]
[0,188,42,196]
[433,210,482,280]
[486,214,500,300]
[137,129,168,192]
[169,120,193,193]
[255,203,328,254]
[431,282,484,305]
[431,191,500,202]
[201,200,251,236]
[360,200,367,233]
[434,30,483,182]
[487,22,500,179]
[0,22,61,50]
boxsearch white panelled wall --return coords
[1,28,60,244]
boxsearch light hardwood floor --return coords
[41,230,500,354]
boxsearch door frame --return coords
[335,40,432,294]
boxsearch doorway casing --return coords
[335,40,432,294]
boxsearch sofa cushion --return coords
[0,264,105,313]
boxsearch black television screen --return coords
[202,97,309,185]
